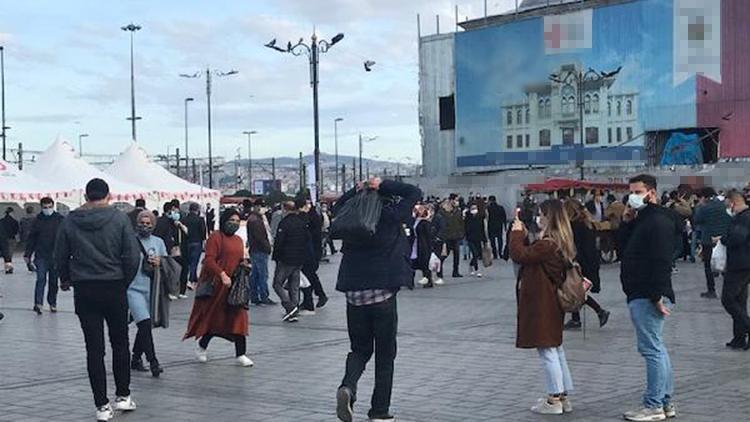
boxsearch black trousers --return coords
[570,296,605,322]
[701,242,716,292]
[177,255,189,294]
[341,295,398,418]
[468,241,482,271]
[132,319,156,362]
[488,229,504,259]
[302,261,327,299]
[721,270,750,339]
[437,239,460,278]
[199,334,247,357]
[74,283,131,407]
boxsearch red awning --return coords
[524,178,629,193]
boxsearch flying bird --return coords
[364,60,376,72]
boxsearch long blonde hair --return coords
[539,199,576,261]
[563,198,593,230]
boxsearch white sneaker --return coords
[476,272,483,278]
[470,270,477,276]
[560,397,573,413]
[168,294,178,301]
[236,355,254,367]
[96,403,114,421]
[434,278,444,285]
[195,343,208,363]
[113,395,136,411]
[623,407,666,421]
[530,398,563,415]
[417,277,429,285]
[299,309,316,316]
[178,294,188,299]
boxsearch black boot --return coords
[597,310,611,328]
[150,359,164,378]
[131,356,148,372]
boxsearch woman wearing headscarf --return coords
[128,211,169,377]
[184,208,253,367]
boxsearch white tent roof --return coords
[106,142,220,202]
[26,136,151,202]
[0,159,76,203]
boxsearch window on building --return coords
[539,129,551,147]
[525,134,530,148]
[626,100,633,115]
[562,86,575,114]
[616,127,622,143]
[608,127,613,144]
[507,110,513,126]
[569,96,576,114]
[516,109,522,125]
[617,101,622,116]
[584,95,591,114]
[586,127,599,144]
[538,99,545,118]
[561,98,568,115]
[525,107,530,124]
[439,95,455,131]
[562,128,575,145]
[608,101,612,116]
[592,94,600,113]
[626,127,633,141]
[545,99,551,118]
[507,135,513,149]
[516,135,523,148]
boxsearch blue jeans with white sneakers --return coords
[628,297,674,409]
[537,346,574,395]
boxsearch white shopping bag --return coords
[711,241,727,273]
[429,253,441,273]
[299,271,311,289]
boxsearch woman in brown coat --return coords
[184,208,253,367]
[510,199,575,416]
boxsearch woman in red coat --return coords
[510,199,575,416]
[184,208,253,367]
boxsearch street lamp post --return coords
[358,133,377,180]
[334,117,343,192]
[0,45,5,161]
[184,97,194,180]
[243,130,257,193]
[549,65,621,180]
[121,23,142,141]
[78,134,89,158]
[180,68,238,188]
[265,31,344,202]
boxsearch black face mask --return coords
[136,224,153,238]
[222,221,240,235]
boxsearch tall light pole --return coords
[184,97,194,180]
[78,133,89,158]
[358,133,377,180]
[265,31,344,202]
[0,45,5,161]
[180,68,238,188]
[334,117,343,193]
[243,130,257,193]
[121,23,141,141]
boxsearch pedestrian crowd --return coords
[0,173,749,422]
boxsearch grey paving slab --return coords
[0,252,747,421]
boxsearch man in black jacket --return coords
[271,199,310,322]
[23,197,64,314]
[299,201,329,313]
[619,174,676,422]
[182,203,207,293]
[486,195,507,259]
[694,187,731,298]
[0,220,10,274]
[720,190,750,350]
[247,201,275,305]
[335,178,421,422]
[54,178,141,421]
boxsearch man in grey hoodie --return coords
[55,178,141,422]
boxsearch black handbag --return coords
[330,189,383,243]
[227,262,251,308]
[194,279,214,299]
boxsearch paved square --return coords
[1,253,748,421]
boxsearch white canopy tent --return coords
[0,159,77,208]
[26,137,152,207]
[106,142,221,216]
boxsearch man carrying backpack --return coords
[335,177,421,422]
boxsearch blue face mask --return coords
[170,211,181,222]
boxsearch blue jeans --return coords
[34,256,59,307]
[187,242,203,283]
[690,229,700,260]
[628,298,674,409]
[250,252,270,302]
[537,346,574,395]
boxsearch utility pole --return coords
[352,157,356,185]
[1,46,7,161]
[299,152,304,192]
[334,117,343,193]
[192,158,197,183]
[184,97,194,179]
[17,142,22,170]
[341,164,346,192]
[175,148,181,176]
[271,157,276,182]
[121,23,142,141]
[243,130,257,191]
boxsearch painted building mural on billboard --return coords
[453,0,742,168]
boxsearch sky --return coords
[0,0,517,164]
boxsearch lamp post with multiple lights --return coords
[180,68,238,188]
[121,23,141,141]
[265,31,344,202]
[242,130,257,192]
[334,117,343,192]
[358,133,378,181]
[183,97,194,179]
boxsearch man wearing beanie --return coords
[55,178,141,422]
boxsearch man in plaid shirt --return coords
[334,177,422,422]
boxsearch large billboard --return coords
[453,0,734,168]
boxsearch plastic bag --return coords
[429,253,441,273]
[300,271,311,289]
[481,244,493,268]
[330,189,383,243]
[711,241,727,273]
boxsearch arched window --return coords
[561,86,575,114]
[592,94,600,113]
[545,98,551,118]
[517,109,523,125]
[626,100,633,115]
[507,110,513,125]
[525,107,530,124]
[538,99,545,118]
[608,101,612,116]
[584,94,591,114]
[562,97,569,114]
[617,101,622,116]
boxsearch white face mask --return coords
[726,207,734,217]
[42,208,54,216]
[535,215,543,227]
[470,209,478,215]
[628,193,648,210]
